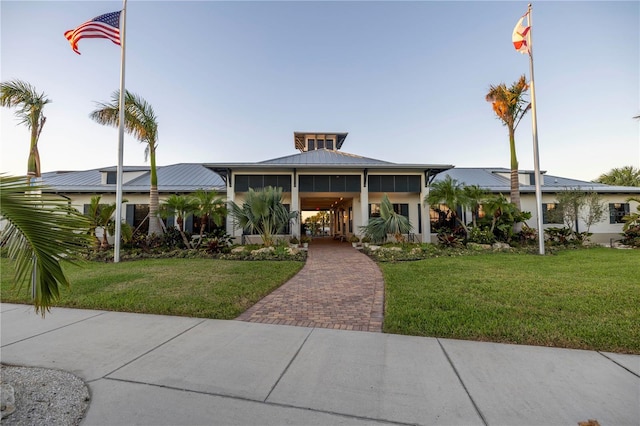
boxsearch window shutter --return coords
[125,204,135,226]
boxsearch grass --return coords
[1,258,304,319]
[380,247,640,353]
[2,247,638,353]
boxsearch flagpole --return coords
[114,0,127,263]
[527,3,545,255]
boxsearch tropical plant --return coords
[83,195,131,249]
[159,194,198,248]
[478,194,531,243]
[191,189,226,247]
[348,234,360,243]
[361,194,413,243]
[0,80,51,182]
[622,197,640,232]
[486,74,531,210]
[0,175,91,315]
[463,185,488,228]
[595,166,640,187]
[425,176,469,234]
[467,226,495,244]
[229,186,297,246]
[90,90,163,236]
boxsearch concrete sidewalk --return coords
[1,303,638,426]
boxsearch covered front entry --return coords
[296,173,363,239]
[299,193,357,239]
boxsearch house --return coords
[15,131,640,245]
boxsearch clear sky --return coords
[1,0,638,182]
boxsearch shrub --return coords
[437,231,464,248]
[289,236,299,245]
[467,227,495,244]
[205,229,233,254]
[621,225,640,247]
[348,235,360,243]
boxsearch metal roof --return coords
[40,163,225,194]
[260,149,393,166]
[37,163,640,195]
[435,168,640,194]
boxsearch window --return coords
[369,203,408,218]
[430,204,455,230]
[106,172,117,184]
[125,204,150,233]
[609,203,630,224]
[308,139,315,151]
[317,139,325,149]
[299,175,360,192]
[368,175,421,192]
[235,175,291,192]
[192,215,226,234]
[543,203,563,224]
[326,139,334,150]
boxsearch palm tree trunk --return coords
[147,147,163,236]
[508,127,521,210]
[28,125,39,179]
[148,185,162,236]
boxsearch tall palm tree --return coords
[1,175,91,316]
[595,166,640,187]
[90,90,163,236]
[486,75,531,209]
[191,189,227,247]
[0,80,51,182]
[229,186,297,246]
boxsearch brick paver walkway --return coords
[236,237,384,332]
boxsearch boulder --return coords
[0,383,15,419]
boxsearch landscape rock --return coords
[1,382,16,419]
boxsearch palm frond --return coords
[0,175,92,315]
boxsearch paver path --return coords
[236,237,384,332]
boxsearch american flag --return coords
[64,11,121,55]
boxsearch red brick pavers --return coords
[236,238,384,332]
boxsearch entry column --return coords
[291,171,300,238]
[360,172,368,232]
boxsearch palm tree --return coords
[90,90,163,236]
[0,175,91,316]
[160,194,198,248]
[425,175,470,234]
[191,189,227,247]
[229,186,297,246]
[595,166,640,187]
[482,194,514,233]
[360,194,413,243]
[0,80,51,182]
[83,195,131,249]
[463,185,488,228]
[486,75,531,209]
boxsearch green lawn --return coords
[1,258,304,319]
[2,248,638,353]
[381,248,640,353]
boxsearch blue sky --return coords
[1,1,638,182]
